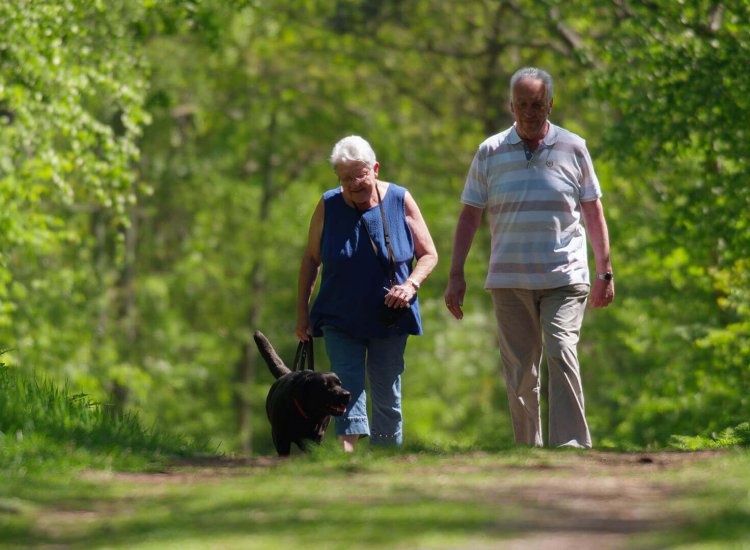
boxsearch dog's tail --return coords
[253,330,292,379]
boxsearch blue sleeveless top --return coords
[310,183,422,339]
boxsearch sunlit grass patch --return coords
[0,363,210,475]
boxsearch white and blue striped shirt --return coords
[462,123,602,289]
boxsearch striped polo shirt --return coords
[461,123,602,290]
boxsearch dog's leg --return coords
[273,431,292,457]
[276,441,292,457]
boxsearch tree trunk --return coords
[234,109,279,455]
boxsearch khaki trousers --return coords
[491,284,592,448]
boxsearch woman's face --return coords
[337,160,379,205]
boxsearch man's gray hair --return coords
[329,135,377,169]
[510,67,554,105]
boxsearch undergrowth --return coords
[669,422,750,450]
[0,362,212,475]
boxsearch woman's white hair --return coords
[329,135,377,169]
[510,67,554,106]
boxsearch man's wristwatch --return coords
[596,272,614,282]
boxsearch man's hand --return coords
[589,279,615,308]
[444,276,467,320]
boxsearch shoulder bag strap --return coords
[358,184,398,287]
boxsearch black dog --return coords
[253,331,351,456]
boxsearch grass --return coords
[2,363,749,548]
[1,444,749,548]
[0,364,210,475]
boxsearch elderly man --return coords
[444,67,614,448]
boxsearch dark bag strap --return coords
[358,184,397,287]
[293,339,314,372]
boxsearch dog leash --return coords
[292,339,314,419]
[292,339,314,372]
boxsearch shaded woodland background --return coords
[1,0,747,455]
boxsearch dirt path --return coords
[478,451,704,549]
[380,450,722,549]
[75,450,728,549]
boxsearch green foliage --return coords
[2,0,749,455]
[0,1,153,417]
[576,0,750,446]
[670,422,750,451]
[0,1,148,210]
[0,0,149,255]
[0,364,207,475]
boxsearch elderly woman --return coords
[296,135,438,452]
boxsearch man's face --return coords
[510,77,552,140]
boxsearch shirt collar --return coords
[508,122,558,146]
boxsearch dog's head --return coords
[292,371,351,418]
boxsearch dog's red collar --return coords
[293,398,309,419]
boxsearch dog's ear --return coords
[253,331,292,379]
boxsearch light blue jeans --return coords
[322,326,408,445]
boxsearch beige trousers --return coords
[491,284,592,448]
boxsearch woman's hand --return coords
[384,282,417,309]
[296,312,313,341]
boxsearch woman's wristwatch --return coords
[596,272,614,282]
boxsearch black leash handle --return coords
[292,339,314,372]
